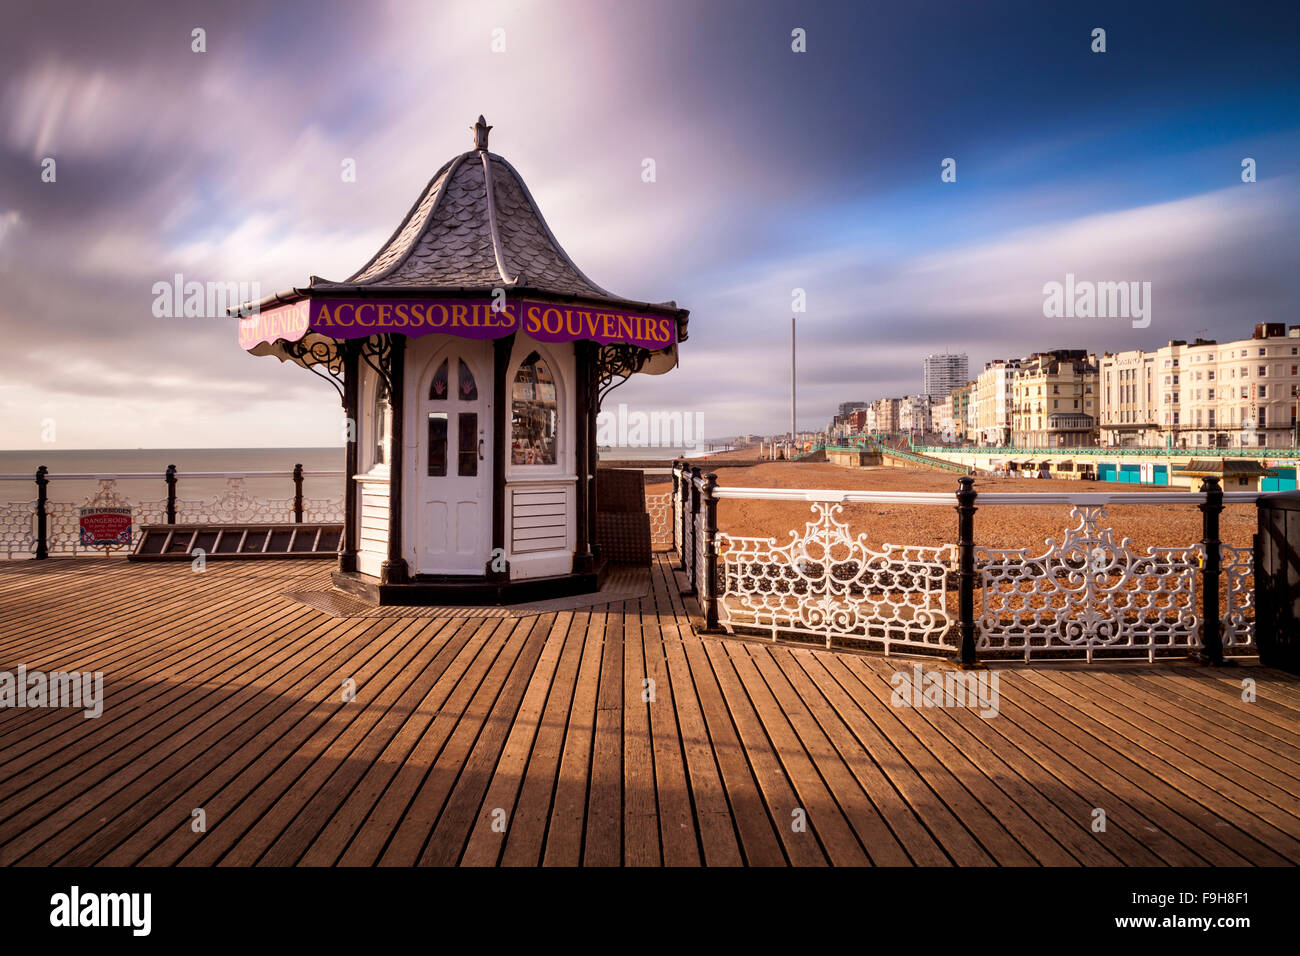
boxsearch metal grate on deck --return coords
[130,523,343,561]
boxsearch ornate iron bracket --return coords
[595,342,652,408]
[282,336,346,402]
[358,334,395,395]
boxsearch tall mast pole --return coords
[791,315,797,444]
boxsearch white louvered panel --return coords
[511,486,569,554]
[359,488,390,556]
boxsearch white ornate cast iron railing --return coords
[975,504,1203,661]
[669,463,1257,663]
[645,489,673,550]
[1220,543,1256,650]
[0,471,345,558]
[970,491,1256,660]
[717,496,956,655]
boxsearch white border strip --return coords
[711,486,1265,506]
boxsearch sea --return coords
[595,445,729,460]
[0,445,730,503]
[0,448,347,506]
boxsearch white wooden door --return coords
[416,340,491,574]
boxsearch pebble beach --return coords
[654,451,1254,553]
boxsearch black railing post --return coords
[682,466,701,596]
[292,463,305,523]
[681,463,691,572]
[34,466,48,560]
[703,473,720,631]
[954,476,979,668]
[1199,476,1225,666]
[671,461,682,562]
[165,464,177,524]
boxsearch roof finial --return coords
[472,115,492,151]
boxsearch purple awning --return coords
[240,295,676,352]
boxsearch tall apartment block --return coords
[923,352,969,402]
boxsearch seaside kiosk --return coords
[234,117,688,604]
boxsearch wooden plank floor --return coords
[0,554,1298,866]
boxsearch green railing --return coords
[881,446,972,475]
[904,438,1300,460]
[824,442,885,453]
[791,441,827,461]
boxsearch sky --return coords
[1,0,1298,448]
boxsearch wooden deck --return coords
[1,554,1298,866]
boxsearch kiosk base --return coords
[329,561,607,607]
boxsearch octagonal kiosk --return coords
[234,117,687,604]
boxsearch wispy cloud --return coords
[0,0,1297,446]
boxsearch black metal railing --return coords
[668,470,1252,666]
[3,465,345,559]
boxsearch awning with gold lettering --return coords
[239,295,677,352]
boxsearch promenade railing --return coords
[0,467,345,558]
[878,446,972,475]
[907,437,1300,459]
[671,461,1255,665]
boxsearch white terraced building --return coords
[970,358,1021,446]
[898,394,932,434]
[1100,323,1300,449]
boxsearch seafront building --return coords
[1010,350,1098,449]
[971,359,1021,446]
[827,401,873,437]
[869,397,900,434]
[922,352,969,401]
[898,394,932,434]
[1098,345,1159,446]
[932,394,955,438]
[1099,324,1300,449]
[826,411,854,439]
[831,324,1300,452]
[950,383,972,441]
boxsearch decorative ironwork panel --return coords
[646,490,673,551]
[302,495,346,524]
[44,481,169,555]
[977,505,1202,661]
[0,501,35,558]
[7,478,344,557]
[716,501,956,654]
[1221,543,1256,649]
[174,479,291,525]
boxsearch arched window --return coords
[373,378,392,467]
[511,351,557,465]
[457,359,478,400]
[429,359,449,400]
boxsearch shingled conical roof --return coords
[309,117,677,318]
